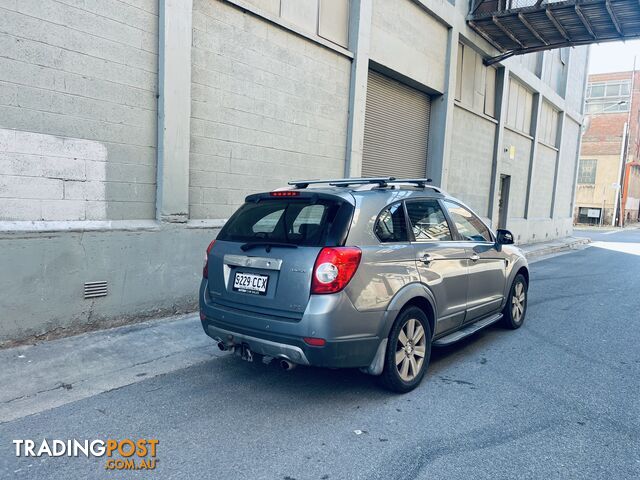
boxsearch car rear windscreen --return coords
[217,197,351,247]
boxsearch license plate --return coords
[233,272,269,295]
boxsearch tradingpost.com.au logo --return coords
[13,438,159,471]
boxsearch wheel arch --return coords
[515,266,529,286]
[365,284,437,377]
[400,297,435,340]
[381,283,437,340]
[501,260,529,310]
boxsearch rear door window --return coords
[375,202,408,243]
[405,200,453,241]
[217,198,346,247]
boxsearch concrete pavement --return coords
[1,229,639,479]
[517,236,590,261]
[0,315,224,424]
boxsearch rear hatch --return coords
[207,191,354,320]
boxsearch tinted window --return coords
[375,203,408,242]
[406,200,452,241]
[218,199,342,246]
[443,201,492,242]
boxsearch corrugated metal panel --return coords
[362,71,431,178]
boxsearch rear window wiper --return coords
[240,241,299,251]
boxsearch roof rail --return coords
[288,178,395,189]
[287,177,440,192]
[391,178,433,188]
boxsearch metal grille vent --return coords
[84,281,108,299]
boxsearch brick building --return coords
[0,0,588,344]
[576,71,640,225]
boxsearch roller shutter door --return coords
[362,70,431,178]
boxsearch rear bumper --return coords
[199,281,383,368]
[205,323,311,365]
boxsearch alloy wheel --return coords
[511,281,526,323]
[395,318,427,382]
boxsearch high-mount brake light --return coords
[270,191,300,197]
[203,240,216,278]
[311,247,362,294]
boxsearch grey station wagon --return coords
[200,178,529,392]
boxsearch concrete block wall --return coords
[448,106,496,217]
[370,0,447,93]
[189,0,351,219]
[565,47,589,114]
[542,49,568,97]
[529,143,557,219]
[502,129,533,219]
[0,0,159,221]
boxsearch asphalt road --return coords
[1,230,639,480]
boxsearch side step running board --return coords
[432,313,502,347]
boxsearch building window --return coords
[506,78,533,135]
[577,159,597,184]
[455,42,463,102]
[587,81,630,98]
[484,66,497,118]
[455,42,496,118]
[577,207,601,225]
[585,80,630,113]
[586,101,629,113]
[539,101,560,147]
[244,0,350,49]
[559,47,569,65]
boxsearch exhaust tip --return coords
[217,341,227,351]
[279,359,296,371]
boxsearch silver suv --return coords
[199,178,529,392]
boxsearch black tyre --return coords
[379,306,432,393]
[501,273,528,329]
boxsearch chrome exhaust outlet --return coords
[215,338,233,352]
[279,359,296,371]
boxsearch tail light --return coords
[311,247,361,294]
[202,240,216,278]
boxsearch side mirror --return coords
[496,229,514,245]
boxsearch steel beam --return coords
[492,16,525,48]
[575,5,597,39]
[518,12,548,45]
[469,20,506,51]
[545,8,571,41]
[605,0,624,36]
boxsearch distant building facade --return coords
[576,71,640,225]
[0,0,588,344]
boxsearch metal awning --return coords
[468,0,640,64]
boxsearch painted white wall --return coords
[0,128,108,220]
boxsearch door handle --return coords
[470,253,480,262]
[420,253,433,265]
